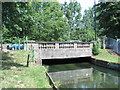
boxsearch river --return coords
[44,59,120,88]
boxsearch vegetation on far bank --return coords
[2,2,120,44]
[92,49,120,63]
[1,50,51,88]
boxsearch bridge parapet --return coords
[38,42,92,49]
[24,41,93,50]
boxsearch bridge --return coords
[24,41,93,65]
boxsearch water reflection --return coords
[49,68,93,85]
[47,62,120,88]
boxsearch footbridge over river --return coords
[24,41,93,65]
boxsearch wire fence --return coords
[106,38,120,54]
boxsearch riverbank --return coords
[92,49,120,63]
[1,50,51,88]
[91,49,120,70]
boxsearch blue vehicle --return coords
[7,44,24,50]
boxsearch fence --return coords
[106,38,120,54]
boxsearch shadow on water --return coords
[43,57,120,77]
[43,57,92,72]
[42,57,91,65]
[1,51,26,70]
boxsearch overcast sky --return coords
[57,0,99,15]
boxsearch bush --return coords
[92,41,100,55]
[3,37,25,44]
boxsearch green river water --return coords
[47,62,120,88]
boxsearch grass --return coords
[1,50,51,88]
[92,49,120,63]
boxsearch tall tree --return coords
[2,2,34,43]
[82,8,95,41]
[2,2,70,43]
[62,1,82,40]
[30,2,70,41]
[96,2,120,38]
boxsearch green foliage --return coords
[62,1,82,40]
[2,2,97,43]
[92,41,100,55]
[82,8,96,41]
[92,49,120,63]
[2,2,33,43]
[2,2,70,43]
[31,2,70,41]
[96,2,120,38]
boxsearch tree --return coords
[2,2,70,43]
[82,8,96,41]
[2,2,34,43]
[96,2,120,38]
[29,2,70,41]
[62,1,82,40]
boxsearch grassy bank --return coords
[92,49,120,63]
[1,50,51,88]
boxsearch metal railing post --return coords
[32,46,34,62]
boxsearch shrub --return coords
[92,41,100,55]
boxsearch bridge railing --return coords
[77,43,90,48]
[59,43,74,48]
[38,42,92,49]
[39,43,55,49]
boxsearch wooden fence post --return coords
[27,54,30,67]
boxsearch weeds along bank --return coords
[1,50,51,88]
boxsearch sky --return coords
[57,0,99,15]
